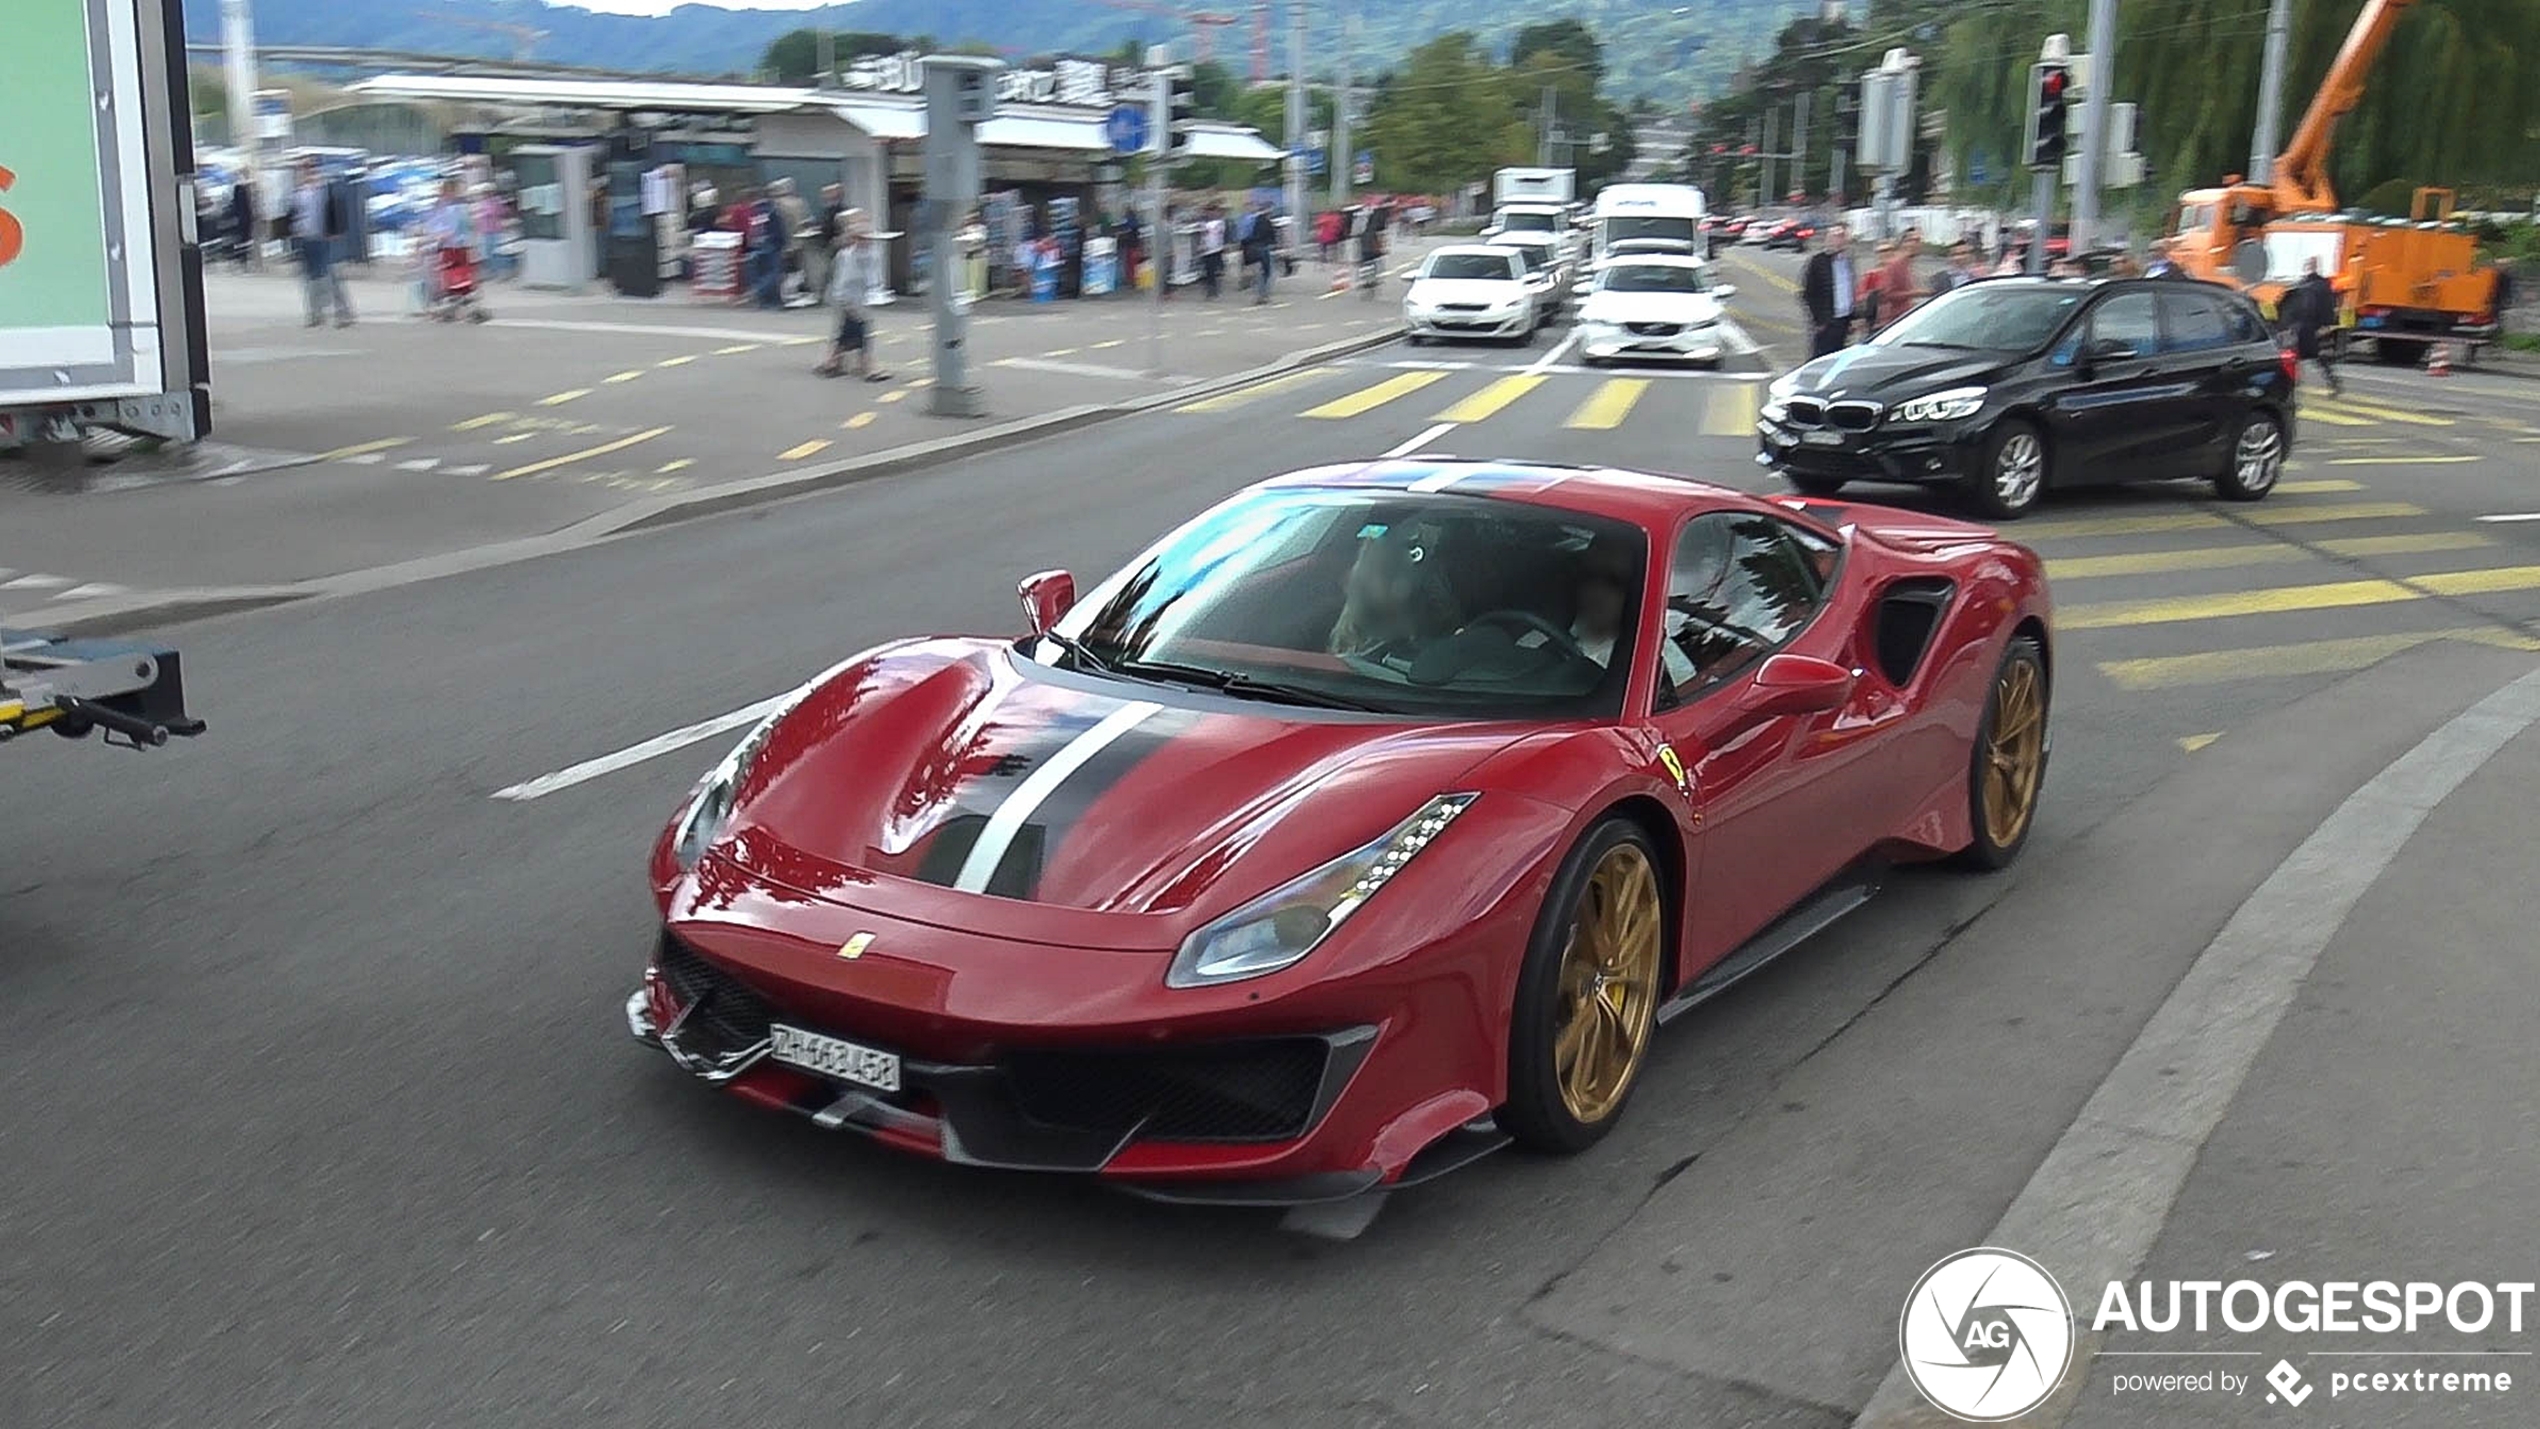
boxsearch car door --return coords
[2045,288,2188,482]
[1644,512,1865,971]
[2155,288,2244,474]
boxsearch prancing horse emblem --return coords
[1656,743,1692,801]
[838,931,876,961]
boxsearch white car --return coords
[1486,234,1570,317]
[1403,246,1540,344]
[1574,255,1737,366]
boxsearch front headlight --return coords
[667,685,819,870]
[1164,793,1477,989]
[1891,385,1989,424]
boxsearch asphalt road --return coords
[6,249,2540,1428]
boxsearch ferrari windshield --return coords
[1874,284,2085,352]
[1424,251,1520,281]
[1599,263,1711,294]
[1050,488,1648,718]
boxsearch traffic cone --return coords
[2427,342,2453,377]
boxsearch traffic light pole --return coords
[2070,0,2117,252]
[2028,169,2054,275]
[1147,64,1169,378]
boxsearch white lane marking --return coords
[491,694,794,801]
[1716,314,1765,357]
[1523,328,1583,375]
[395,457,442,472]
[951,700,1164,893]
[992,357,1162,382]
[2,574,70,590]
[490,318,823,344]
[449,464,492,477]
[53,583,128,602]
[1850,661,2540,1428]
[2477,512,2540,523]
[1385,423,1458,461]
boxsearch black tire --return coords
[1785,471,1848,497]
[1964,417,2050,520]
[2213,408,2285,502]
[1957,635,2050,871]
[1499,817,1669,1154]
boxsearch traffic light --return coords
[1150,66,1199,161]
[2024,62,2072,170]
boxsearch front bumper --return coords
[1579,322,1724,362]
[1407,308,1530,339]
[1755,408,1981,483]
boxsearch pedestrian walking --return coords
[2281,257,2345,394]
[1877,233,1924,329]
[816,213,890,382]
[284,157,354,328]
[808,182,845,304]
[1799,224,1856,358]
[228,177,260,269]
[1198,204,1227,300]
[1242,201,1276,304]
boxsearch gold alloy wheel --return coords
[1981,657,2047,849]
[1553,842,1663,1125]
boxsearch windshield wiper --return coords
[1112,658,1390,712]
[1031,629,1117,674]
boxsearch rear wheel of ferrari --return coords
[1500,819,1667,1153]
[1958,635,2050,870]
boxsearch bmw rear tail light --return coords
[2278,347,2299,384]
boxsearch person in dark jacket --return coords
[228,178,260,269]
[1799,224,1857,358]
[282,157,354,327]
[2281,258,2343,394]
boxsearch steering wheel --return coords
[1464,608,1593,663]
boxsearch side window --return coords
[1659,514,1831,703]
[2087,291,2160,359]
[2159,292,2232,353]
[2223,300,2270,345]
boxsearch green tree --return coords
[1189,59,1246,120]
[758,28,906,85]
[1364,33,1532,193]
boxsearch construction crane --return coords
[1088,0,1243,70]
[2168,0,2499,363]
[408,9,547,63]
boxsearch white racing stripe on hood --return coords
[950,699,1167,893]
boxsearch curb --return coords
[31,323,1404,638]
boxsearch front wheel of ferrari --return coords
[1500,818,1668,1154]
[1958,634,2050,870]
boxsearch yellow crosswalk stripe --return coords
[1435,375,1546,423]
[2295,403,2376,427]
[2013,501,2428,541]
[1177,365,1340,414]
[1564,378,1650,430]
[2063,563,2540,630]
[2100,628,2540,691]
[2046,531,2491,579]
[2324,454,2480,466]
[2314,396,2451,427]
[1302,370,1448,419]
[1699,382,1762,437]
[2273,479,2364,493]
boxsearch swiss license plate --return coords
[769,1024,902,1092]
[1801,429,1846,447]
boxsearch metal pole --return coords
[1333,19,1353,205]
[2029,169,2054,274]
[2071,0,2116,252]
[1760,105,1778,210]
[2249,0,2294,183]
[220,0,261,201]
[1285,0,1307,231]
[1791,91,1811,202]
[1539,86,1556,167]
[1147,63,1169,377]
[816,26,835,87]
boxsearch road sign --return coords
[1104,104,1150,155]
[1306,146,1327,177]
[1353,150,1374,185]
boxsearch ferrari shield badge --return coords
[838,931,876,961]
[1656,743,1692,801]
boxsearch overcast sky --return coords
[564,1,841,15]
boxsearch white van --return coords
[1583,184,1707,290]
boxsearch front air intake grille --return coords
[1829,400,1883,431]
[1783,396,1827,426]
[1002,1038,1332,1143]
[654,933,775,1054]
[1627,321,1682,337]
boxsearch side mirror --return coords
[1711,283,1739,300]
[1736,653,1856,718]
[2081,335,2138,366]
[1017,569,1075,636]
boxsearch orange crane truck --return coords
[2165,0,2501,364]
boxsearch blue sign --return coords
[1354,150,1374,185]
[1105,104,1150,155]
[1969,153,1991,186]
[1306,146,1327,176]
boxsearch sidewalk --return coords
[2,241,1445,632]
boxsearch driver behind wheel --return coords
[1328,524,1461,657]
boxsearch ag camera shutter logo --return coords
[1901,1247,2076,1421]
[0,165,24,270]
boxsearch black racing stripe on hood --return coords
[903,699,1116,888]
[974,706,1203,902]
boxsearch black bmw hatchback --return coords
[1756,277,2298,519]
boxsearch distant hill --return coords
[186,0,1804,106]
